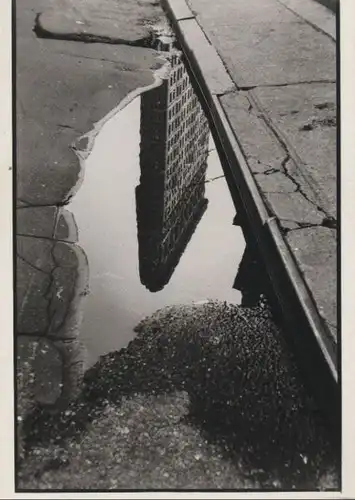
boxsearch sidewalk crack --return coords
[280,216,337,233]
[16,233,76,245]
[280,154,329,218]
[17,254,51,276]
[275,0,336,42]
[239,79,335,91]
[17,201,69,209]
[246,93,332,219]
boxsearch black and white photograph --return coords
[1,0,353,495]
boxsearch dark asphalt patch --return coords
[19,301,339,490]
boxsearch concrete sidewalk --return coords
[16,0,166,456]
[162,0,338,418]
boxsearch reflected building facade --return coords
[136,37,210,292]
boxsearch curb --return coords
[161,0,339,429]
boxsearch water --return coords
[19,39,339,491]
[68,50,245,367]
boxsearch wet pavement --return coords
[68,90,244,367]
[16,12,339,492]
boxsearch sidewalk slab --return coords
[286,226,337,336]
[277,0,336,39]
[186,0,336,87]
[17,206,58,238]
[171,0,337,339]
[163,0,338,423]
[251,83,336,217]
[219,92,327,226]
[16,256,51,334]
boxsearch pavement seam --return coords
[281,155,332,220]
[275,0,336,41]
[17,233,77,244]
[238,79,336,90]
[17,331,79,341]
[177,4,335,93]
[17,201,70,209]
[17,254,52,276]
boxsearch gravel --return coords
[18,300,339,490]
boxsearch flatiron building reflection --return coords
[136,37,210,292]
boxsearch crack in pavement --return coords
[18,239,80,339]
[274,0,336,42]
[56,123,81,133]
[324,319,337,330]
[17,199,33,208]
[239,80,336,91]
[16,233,76,244]
[281,154,330,219]
[17,254,52,276]
[246,94,332,220]
[17,200,71,209]
[254,167,280,176]
[17,331,79,341]
[246,155,282,176]
[280,217,337,233]
[264,190,297,195]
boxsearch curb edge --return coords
[162,0,339,428]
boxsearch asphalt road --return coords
[16,0,164,206]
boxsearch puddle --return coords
[17,22,339,492]
[68,43,246,367]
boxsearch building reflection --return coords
[233,239,265,307]
[232,215,272,309]
[136,33,210,292]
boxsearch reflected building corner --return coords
[136,33,210,292]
